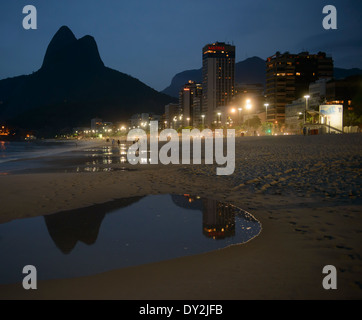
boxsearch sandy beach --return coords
[0,134,361,300]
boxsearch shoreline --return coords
[0,134,361,299]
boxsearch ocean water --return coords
[0,140,114,174]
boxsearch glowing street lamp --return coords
[304,95,310,124]
[238,108,242,124]
[264,103,269,122]
[229,108,236,126]
[246,99,252,110]
[217,112,221,125]
[201,114,205,126]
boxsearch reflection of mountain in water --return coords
[44,196,144,254]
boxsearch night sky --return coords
[1,0,362,91]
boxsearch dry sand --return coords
[0,134,361,300]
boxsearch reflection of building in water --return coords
[171,194,203,211]
[44,196,144,254]
[202,199,236,240]
[171,194,237,240]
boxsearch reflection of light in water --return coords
[103,158,112,164]
[0,141,6,151]
[75,143,135,169]
[78,167,113,172]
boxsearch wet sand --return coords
[0,134,361,299]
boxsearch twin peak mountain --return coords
[0,26,174,135]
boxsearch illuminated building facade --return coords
[164,103,181,129]
[266,51,333,124]
[0,125,9,136]
[91,117,103,131]
[326,75,361,112]
[179,81,203,127]
[202,42,235,126]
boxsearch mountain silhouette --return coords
[44,196,144,254]
[334,67,362,79]
[162,56,362,98]
[41,26,105,72]
[0,26,176,136]
[162,68,202,98]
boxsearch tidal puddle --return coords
[0,194,261,284]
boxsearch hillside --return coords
[0,26,175,136]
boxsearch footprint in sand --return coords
[323,235,335,240]
[294,228,307,234]
[336,245,353,250]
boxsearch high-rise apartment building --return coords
[164,103,181,129]
[266,51,333,123]
[202,42,235,126]
[179,81,202,127]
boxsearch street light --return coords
[217,112,221,126]
[238,108,242,124]
[229,108,236,127]
[304,95,310,124]
[264,103,269,122]
[201,114,205,126]
[187,117,190,127]
[246,99,252,110]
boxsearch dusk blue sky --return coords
[1,0,362,91]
